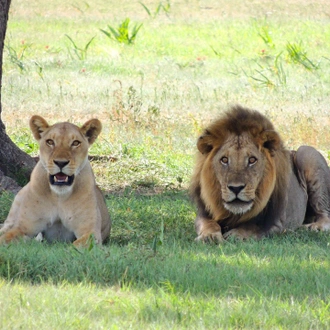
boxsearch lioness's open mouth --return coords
[49,173,74,186]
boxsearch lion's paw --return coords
[304,217,330,232]
[223,227,258,240]
[195,231,224,243]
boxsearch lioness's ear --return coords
[29,115,50,140]
[80,119,102,145]
[197,130,214,154]
[261,130,282,155]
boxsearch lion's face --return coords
[191,106,293,241]
[29,116,102,194]
[211,133,269,215]
[195,111,282,221]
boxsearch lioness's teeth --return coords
[54,175,69,183]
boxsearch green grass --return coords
[1,0,330,328]
[1,190,330,328]
[1,227,330,328]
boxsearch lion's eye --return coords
[248,157,257,166]
[72,140,81,147]
[46,139,54,146]
[220,157,229,165]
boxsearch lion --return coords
[190,105,330,242]
[0,115,111,247]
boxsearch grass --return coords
[1,0,330,328]
[100,18,143,45]
[1,229,330,328]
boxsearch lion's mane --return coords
[190,105,291,230]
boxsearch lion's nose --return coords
[54,160,70,170]
[228,184,246,195]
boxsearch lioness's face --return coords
[30,116,102,194]
[212,133,269,215]
[39,123,89,189]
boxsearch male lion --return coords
[190,105,330,242]
[0,116,111,246]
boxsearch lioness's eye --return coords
[220,157,229,165]
[72,140,81,147]
[248,157,257,165]
[46,139,54,146]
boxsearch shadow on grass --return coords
[106,188,195,246]
[0,189,330,301]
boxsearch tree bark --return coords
[0,0,35,189]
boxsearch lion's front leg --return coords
[195,215,224,243]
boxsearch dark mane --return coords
[206,105,276,140]
[191,105,291,231]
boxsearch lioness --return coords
[0,116,111,246]
[190,105,330,242]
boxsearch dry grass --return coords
[3,0,330,188]
[9,0,330,20]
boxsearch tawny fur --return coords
[0,116,111,247]
[190,105,330,242]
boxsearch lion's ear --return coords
[80,119,102,145]
[29,115,50,140]
[261,130,282,155]
[197,130,214,154]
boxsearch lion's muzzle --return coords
[223,184,254,214]
[223,199,254,215]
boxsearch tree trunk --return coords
[0,0,35,190]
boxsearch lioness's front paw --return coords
[73,233,98,248]
[195,231,224,243]
[0,228,26,244]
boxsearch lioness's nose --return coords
[228,184,246,195]
[54,160,69,170]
